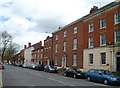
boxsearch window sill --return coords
[114,22,120,25]
[73,49,77,51]
[100,27,106,30]
[89,46,94,48]
[100,44,106,47]
[72,65,77,66]
[89,64,93,66]
[101,64,106,66]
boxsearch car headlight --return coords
[33,66,35,68]
[77,74,81,75]
[111,78,117,81]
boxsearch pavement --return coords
[0,70,2,88]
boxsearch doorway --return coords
[116,52,120,72]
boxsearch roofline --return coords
[52,1,119,34]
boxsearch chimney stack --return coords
[90,6,98,14]
[28,42,31,47]
[39,41,42,46]
[24,45,26,49]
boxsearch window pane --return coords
[100,34,106,45]
[73,54,77,66]
[100,18,106,29]
[73,39,77,50]
[115,12,120,24]
[89,37,94,48]
[116,30,120,42]
[73,26,78,34]
[101,53,106,65]
[89,54,93,64]
[64,31,66,37]
[89,23,94,32]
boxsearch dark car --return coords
[0,64,5,69]
[64,68,85,78]
[44,65,58,73]
[16,63,22,67]
[86,69,120,85]
[35,64,44,71]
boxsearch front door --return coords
[116,52,120,72]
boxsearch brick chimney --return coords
[24,45,27,49]
[39,41,42,46]
[28,42,31,47]
[90,6,98,14]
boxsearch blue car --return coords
[86,69,120,85]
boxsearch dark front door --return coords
[117,57,120,72]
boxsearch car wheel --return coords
[103,79,109,85]
[87,76,91,81]
[73,75,76,78]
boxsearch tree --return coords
[0,31,12,63]
[3,43,19,63]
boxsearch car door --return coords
[94,70,104,82]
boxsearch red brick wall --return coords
[52,21,84,68]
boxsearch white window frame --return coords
[63,31,66,38]
[73,39,77,50]
[73,26,78,34]
[89,23,94,32]
[63,41,66,51]
[89,53,93,65]
[89,36,94,48]
[56,35,58,40]
[100,18,106,29]
[72,54,77,66]
[101,52,106,65]
[100,33,106,46]
[55,44,58,53]
[114,12,120,25]
[115,30,120,43]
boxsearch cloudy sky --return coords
[0,0,115,49]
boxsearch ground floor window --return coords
[72,54,77,66]
[89,54,93,64]
[101,52,106,65]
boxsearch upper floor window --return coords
[100,33,106,46]
[100,18,106,29]
[63,41,66,52]
[89,36,94,48]
[72,54,77,66]
[101,52,106,65]
[56,35,58,40]
[63,31,66,38]
[73,39,77,50]
[89,54,93,65]
[114,12,120,25]
[55,44,58,53]
[89,23,94,32]
[73,26,78,34]
[115,30,120,43]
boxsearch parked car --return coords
[16,63,22,67]
[35,64,44,71]
[64,68,85,78]
[0,64,5,69]
[44,65,58,73]
[86,69,120,85]
[22,64,29,68]
[29,64,36,69]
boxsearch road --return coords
[2,65,109,87]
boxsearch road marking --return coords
[47,77,75,86]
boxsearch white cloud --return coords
[0,0,115,49]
